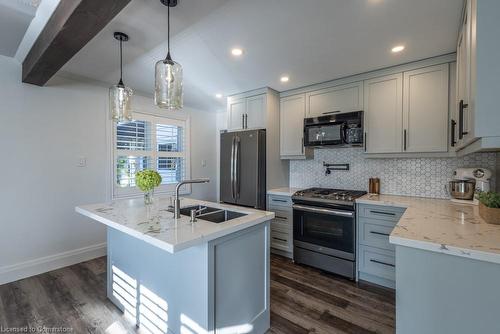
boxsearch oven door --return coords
[293,204,355,260]
[304,122,345,146]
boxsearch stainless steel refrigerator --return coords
[220,129,266,209]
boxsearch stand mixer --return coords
[449,168,492,205]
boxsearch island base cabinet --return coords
[106,222,270,334]
[395,245,500,334]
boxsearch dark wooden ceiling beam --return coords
[22,0,131,86]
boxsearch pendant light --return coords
[154,0,183,109]
[109,32,133,122]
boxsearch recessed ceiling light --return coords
[231,48,243,56]
[280,76,290,83]
[391,45,405,53]
[215,93,223,99]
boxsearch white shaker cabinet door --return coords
[280,94,306,157]
[246,94,266,129]
[403,64,449,153]
[227,98,246,130]
[306,81,363,118]
[364,73,403,153]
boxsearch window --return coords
[113,112,189,198]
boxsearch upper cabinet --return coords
[306,82,363,117]
[246,94,267,129]
[280,94,312,159]
[227,94,266,131]
[364,74,403,154]
[364,65,449,154]
[454,0,474,149]
[403,64,449,153]
[454,0,500,154]
[227,98,246,131]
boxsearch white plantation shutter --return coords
[113,112,190,198]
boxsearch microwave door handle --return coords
[341,122,347,144]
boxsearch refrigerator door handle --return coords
[234,136,241,198]
[230,136,235,199]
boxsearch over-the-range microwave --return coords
[303,111,363,147]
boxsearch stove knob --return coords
[347,196,353,201]
[335,195,340,200]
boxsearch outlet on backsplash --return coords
[289,148,498,199]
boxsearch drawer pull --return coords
[272,237,287,242]
[272,199,287,203]
[370,259,395,267]
[370,210,396,216]
[369,231,390,237]
[275,216,288,220]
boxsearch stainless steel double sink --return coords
[176,204,247,223]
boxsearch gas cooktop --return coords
[292,187,367,208]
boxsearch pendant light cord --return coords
[165,3,172,62]
[119,38,124,86]
[167,4,170,54]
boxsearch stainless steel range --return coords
[292,188,366,279]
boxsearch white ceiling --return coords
[61,0,463,112]
[0,0,39,57]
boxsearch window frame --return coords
[111,111,191,199]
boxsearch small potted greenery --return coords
[135,170,162,205]
[477,192,500,225]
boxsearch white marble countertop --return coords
[357,194,500,264]
[76,196,274,254]
[267,187,302,197]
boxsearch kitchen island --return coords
[358,194,500,334]
[76,196,274,334]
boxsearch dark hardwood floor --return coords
[0,255,394,333]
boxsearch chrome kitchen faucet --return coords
[174,178,210,218]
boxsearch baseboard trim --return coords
[0,243,106,285]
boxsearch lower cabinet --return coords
[356,203,405,288]
[267,194,293,258]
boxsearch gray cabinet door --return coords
[235,130,260,207]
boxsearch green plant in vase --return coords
[136,170,162,205]
[477,191,500,225]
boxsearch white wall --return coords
[0,55,218,284]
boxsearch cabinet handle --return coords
[272,237,287,243]
[275,216,288,220]
[322,110,341,115]
[242,114,245,129]
[403,129,407,151]
[272,199,287,203]
[245,114,248,129]
[301,137,304,154]
[370,210,395,216]
[369,231,390,237]
[370,259,395,267]
[364,132,367,152]
[459,100,469,139]
[451,119,457,147]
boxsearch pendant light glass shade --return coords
[155,1,183,109]
[110,84,133,122]
[110,32,133,122]
[154,58,183,109]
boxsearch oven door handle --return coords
[292,204,354,217]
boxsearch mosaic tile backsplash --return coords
[289,148,498,199]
